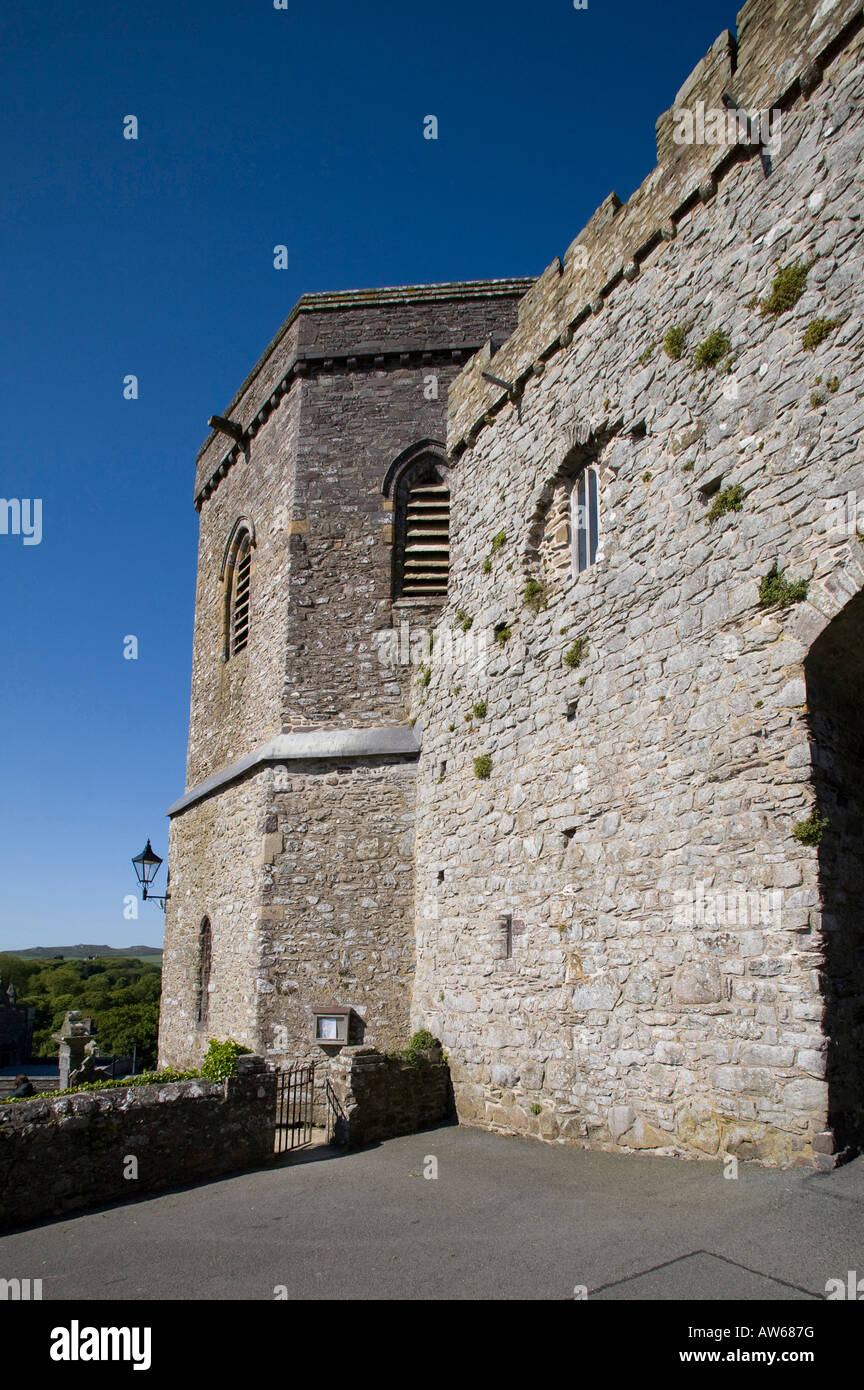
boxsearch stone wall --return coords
[0,1059,277,1231]
[327,1045,453,1147]
[411,0,864,1166]
[160,773,263,1067]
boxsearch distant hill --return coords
[6,944,163,961]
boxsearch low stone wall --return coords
[327,1046,453,1147]
[0,1057,277,1231]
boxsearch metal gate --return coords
[275,1063,315,1153]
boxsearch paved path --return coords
[2,1126,862,1300]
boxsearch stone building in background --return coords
[161,0,864,1167]
[0,983,34,1067]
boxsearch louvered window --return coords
[231,535,252,654]
[395,462,450,599]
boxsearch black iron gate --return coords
[275,1063,315,1153]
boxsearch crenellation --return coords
[447,0,863,460]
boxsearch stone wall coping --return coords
[0,1075,224,1124]
[167,725,422,817]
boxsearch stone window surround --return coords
[219,516,256,663]
[383,438,452,605]
[524,423,621,590]
[196,917,212,1028]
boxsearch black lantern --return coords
[131,839,168,909]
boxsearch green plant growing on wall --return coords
[681,459,695,472]
[3,1068,202,1102]
[404,1028,439,1064]
[759,260,814,316]
[482,557,492,574]
[200,1038,252,1082]
[490,530,508,553]
[418,664,432,687]
[693,329,732,370]
[474,754,493,780]
[456,609,473,631]
[563,638,587,668]
[705,483,744,523]
[827,376,840,393]
[758,564,809,609]
[811,388,827,407]
[663,324,687,359]
[792,811,829,846]
[802,317,838,351]
[495,624,513,645]
[639,342,656,365]
[530,1103,542,1116]
[472,700,488,719]
[523,577,548,613]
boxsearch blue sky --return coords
[0,0,738,950]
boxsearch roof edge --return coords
[195,277,536,465]
[168,725,423,816]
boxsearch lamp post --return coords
[131,840,169,911]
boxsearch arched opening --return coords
[805,587,864,1157]
[220,521,255,660]
[230,533,252,654]
[389,449,450,601]
[196,917,212,1026]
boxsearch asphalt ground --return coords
[2,1124,863,1302]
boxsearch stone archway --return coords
[805,587,864,1157]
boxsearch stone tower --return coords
[158,280,531,1073]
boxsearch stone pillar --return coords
[53,1011,96,1090]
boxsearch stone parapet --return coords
[0,1062,277,1231]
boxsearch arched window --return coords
[196,917,212,1026]
[230,533,252,653]
[220,519,255,660]
[388,448,450,600]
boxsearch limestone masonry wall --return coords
[327,1045,453,1147]
[0,1062,276,1231]
[412,0,864,1165]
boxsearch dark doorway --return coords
[806,589,864,1156]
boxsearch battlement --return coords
[447,0,863,455]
